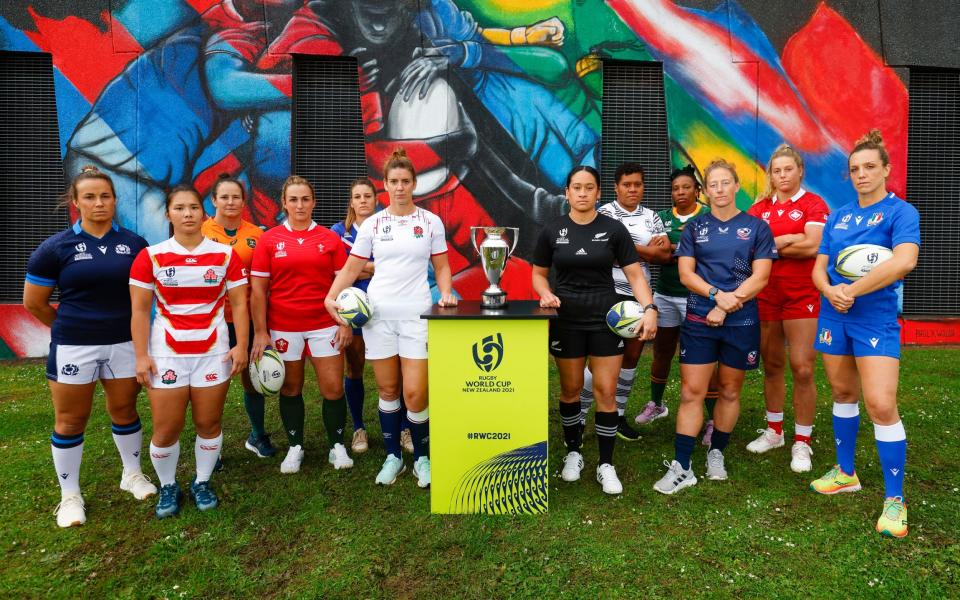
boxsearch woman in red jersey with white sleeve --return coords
[249,176,354,476]
[745,144,829,472]
[130,185,249,519]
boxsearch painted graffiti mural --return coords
[0,0,908,357]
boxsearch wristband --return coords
[643,303,658,312]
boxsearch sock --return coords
[705,390,718,420]
[833,402,860,475]
[674,433,696,470]
[407,408,430,460]
[595,411,618,465]
[194,433,222,484]
[875,421,907,499]
[710,429,731,453]
[344,377,365,430]
[150,441,180,487]
[379,397,402,458]
[111,419,144,474]
[650,375,667,407]
[579,367,593,424]
[243,390,266,439]
[322,396,347,446]
[51,432,84,496]
[615,367,636,416]
[399,394,411,432]
[794,424,813,445]
[559,401,582,452]
[766,411,784,436]
[279,393,305,447]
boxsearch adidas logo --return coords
[869,337,879,348]
[891,468,900,476]
[575,248,587,255]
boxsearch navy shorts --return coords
[549,324,624,359]
[227,321,254,352]
[679,317,760,370]
[814,316,901,359]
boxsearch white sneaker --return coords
[119,470,157,500]
[561,451,584,482]
[280,445,305,474]
[55,492,86,528]
[328,443,354,470]
[596,463,623,495]
[653,460,697,495]
[413,456,431,488]
[746,428,785,454]
[705,449,728,480]
[790,441,813,473]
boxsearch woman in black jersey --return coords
[532,166,657,495]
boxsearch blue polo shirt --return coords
[26,221,148,345]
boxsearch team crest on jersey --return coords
[274,338,289,353]
[61,363,79,376]
[736,228,752,240]
[246,238,257,249]
[413,225,424,238]
[73,242,92,261]
[114,244,131,255]
[161,369,178,385]
[867,212,884,226]
[592,231,608,241]
[818,328,832,346]
[316,243,325,253]
[275,242,287,258]
[788,209,803,221]
[747,351,758,365]
[203,268,218,284]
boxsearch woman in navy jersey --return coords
[532,165,657,495]
[653,159,776,495]
[24,166,154,528]
[809,130,919,538]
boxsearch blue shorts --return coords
[679,317,760,370]
[814,316,901,359]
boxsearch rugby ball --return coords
[337,287,373,328]
[606,300,644,339]
[249,348,285,396]
[835,244,893,280]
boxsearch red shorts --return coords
[757,276,820,321]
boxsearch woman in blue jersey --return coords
[809,130,919,539]
[23,167,155,528]
[653,159,776,495]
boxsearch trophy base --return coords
[481,291,507,310]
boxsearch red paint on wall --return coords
[901,319,960,345]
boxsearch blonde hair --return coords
[758,143,804,202]
[703,159,739,187]
[850,129,890,166]
[383,147,416,180]
[281,175,315,201]
[344,177,376,230]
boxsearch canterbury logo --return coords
[199,444,220,451]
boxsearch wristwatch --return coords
[708,287,719,301]
[643,303,658,312]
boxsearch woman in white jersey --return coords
[326,148,457,489]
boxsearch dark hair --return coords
[212,172,246,201]
[165,185,202,211]
[614,162,645,184]
[670,164,701,188]
[345,177,376,230]
[565,165,600,188]
[383,147,417,180]
[62,165,116,208]
[850,129,890,166]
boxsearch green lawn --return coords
[1,349,958,599]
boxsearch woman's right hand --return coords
[713,290,742,313]
[135,355,157,389]
[324,297,348,326]
[539,290,561,308]
[824,284,854,313]
[250,331,272,363]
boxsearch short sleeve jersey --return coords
[533,214,639,330]
[748,188,829,279]
[26,222,148,345]
[250,221,347,332]
[657,204,709,297]
[675,212,778,326]
[201,218,263,322]
[818,193,920,323]
[597,201,666,292]
[331,220,372,293]
[351,208,447,320]
[129,237,247,357]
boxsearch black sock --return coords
[322,396,347,446]
[674,433,696,470]
[595,411,618,466]
[710,428,731,453]
[559,401,582,452]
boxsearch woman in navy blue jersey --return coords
[24,166,155,528]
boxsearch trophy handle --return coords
[507,227,520,256]
[470,226,483,256]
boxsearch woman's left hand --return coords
[334,324,354,350]
[226,345,248,377]
[640,309,658,341]
[706,307,727,327]
[438,292,458,307]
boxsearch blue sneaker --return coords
[375,454,406,485]
[189,478,219,511]
[155,483,183,519]
[245,433,277,458]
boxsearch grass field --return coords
[1,348,958,599]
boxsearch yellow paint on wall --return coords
[484,0,564,11]
[685,123,764,206]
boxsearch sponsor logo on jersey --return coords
[203,269,218,284]
[413,225,424,238]
[736,228,752,240]
[718,226,729,234]
[835,213,852,230]
[818,328,832,346]
[73,242,92,261]
[296,237,305,245]
[747,350,758,365]
[777,209,785,217]
[274,338,289,353]
[382,225,391,234]
[867,212,884,226]
[575,248,587,255]
[761,211,770,220]
[807,304,815,312]
[869,337,880,348]
[275,241,287,258]
[855,215,864,225]
[185,257,198,264]
[204,372,219,382]
[230,239,238,246]
[246,238,257,249]
[472,333,504,372]
[161,369,178,385]
[788,209,803,221]
[556,228,569,244]
[61,363,80,376]
[98,245,108,254]
[696,226,709,243]
[114,244,131,255]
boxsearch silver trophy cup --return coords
[470,226,519,309]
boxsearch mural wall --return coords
[0,0,916,356]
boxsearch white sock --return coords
[112,422,144,474]
[194,433,223,484]
[579,366,594,419]
[150,441,180,487]
[795,424,814,438]
[51,434,84,496]
[616,367,636,416]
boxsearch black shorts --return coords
[227,321,255,352]
[549,324,624,359]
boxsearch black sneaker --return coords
[244,433,277,458]
[616,416,641,442]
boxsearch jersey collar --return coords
[283,220,318,232]
[773,187,806,204]
[72,220,120,235]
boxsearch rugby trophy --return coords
[470,226,519,309]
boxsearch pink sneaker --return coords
[701,420,715,446]
[635,401,669,425]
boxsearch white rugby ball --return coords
[249,348,285,396]
[835,244,893,280]
[606,300,644,339]
[337,287,373,328]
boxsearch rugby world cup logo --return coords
[472,333,504,373]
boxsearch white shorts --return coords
[270,326,340,361]
[654,292,688,328]
[47,341,136,384]
[152,353,232,389]
[364,318,428,360]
